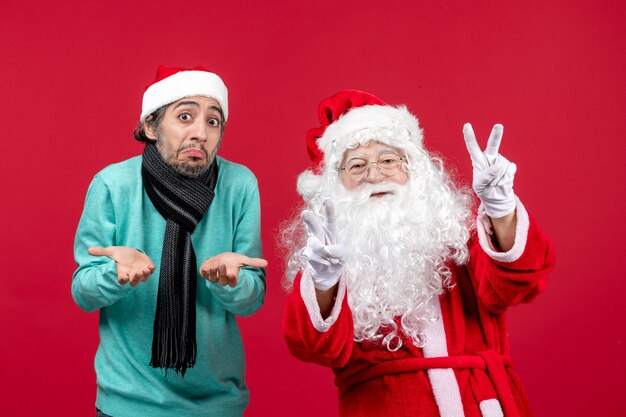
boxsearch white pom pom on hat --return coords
[140,65,228,123]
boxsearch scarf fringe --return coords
[150,325,198,377]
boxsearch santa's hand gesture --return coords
[463,123,517,218]
[301,200,347,290]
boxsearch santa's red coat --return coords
[283,202,555,417]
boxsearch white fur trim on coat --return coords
[476,196,529,263]
[479,399,504,417]
[423,297,465,417]
[300,269,347,332]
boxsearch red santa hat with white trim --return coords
[297,89,424,199]
[140,65,229,123]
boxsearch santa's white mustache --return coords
[339,182,405,204]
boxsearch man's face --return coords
[339,141,409,192]
[145,96,223,177]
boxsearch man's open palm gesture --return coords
[88,246,156,287]
[200,252,268,287]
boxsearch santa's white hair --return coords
[281,104,475,351]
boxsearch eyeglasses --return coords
[339,153,406,182]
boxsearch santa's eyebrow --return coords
[346,148,401,161]
[345,154,367,161]
[377,148,401,155]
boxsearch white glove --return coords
[463,123,517,218]
[301,200,347,290]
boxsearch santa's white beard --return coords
[282,152,474,351]
[332,176,472,351]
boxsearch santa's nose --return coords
[364,165,385,183]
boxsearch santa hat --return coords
[140,65,228,123]
[298,89,424,199]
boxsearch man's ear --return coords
[144,117,158,142]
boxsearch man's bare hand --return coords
[199,252,268,287]
[88,246,156,287]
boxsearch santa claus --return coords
[282,90,554,417]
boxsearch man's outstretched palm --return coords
[88,246,156,287]
[200,252,268,287]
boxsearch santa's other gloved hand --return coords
[463,123,517,218]
[301,201,347,290]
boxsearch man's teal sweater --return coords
[72,155,265,417]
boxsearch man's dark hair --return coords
[133,102,226,143]
[133,105,168,143]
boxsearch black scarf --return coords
[141,142,218,376]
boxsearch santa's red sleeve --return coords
[470,197,556,314]
[282,270,354,368]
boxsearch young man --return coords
[282,90,554,417]
[72,66,267,417]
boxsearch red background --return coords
[1,1,624,416]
